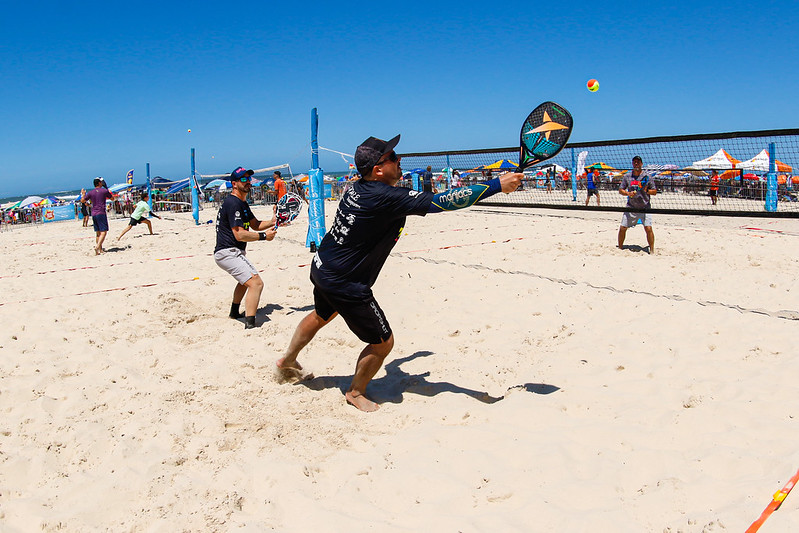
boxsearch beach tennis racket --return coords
[516,101,573,171]
[275,193,303,229]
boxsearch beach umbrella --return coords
[586,162,616,170]
[718,169,740,180]
[484,159,518,169]
[2,200,22,211]
[743,173,759,180]
[19,195,44,208]
[203,179,227,189]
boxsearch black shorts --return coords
[709,189,717,197]
[313,287,392,345]
[129,216,143,226]
[587,188,598,197]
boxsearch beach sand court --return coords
[1,206,798,531]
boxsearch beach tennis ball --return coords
[187,128,192,132]
[587,79,599,92]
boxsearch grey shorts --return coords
[214,248,259,284]
[620,212,653,228]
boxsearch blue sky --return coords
[2,0,797,198]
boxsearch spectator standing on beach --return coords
[117,193,161,241]
[81,178,113,255]
[79,188,90,227]
[422,166,435,193]
[618,155,657,254]
[585,167,600,206]
[709,169,720,205]
[276,134,524,412]
[273,171,287,203]
[545,168,553,193]
[214,167,277,329]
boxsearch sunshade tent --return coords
[691,149,741,169]
[19,196,44,208]
[109,183,134,193]
[737,149,793,173]
[586,162,616,170]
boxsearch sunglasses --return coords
[375,151,399,166]
[238,175,251,183]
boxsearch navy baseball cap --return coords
[355,134,400,176]
[230,167,254,181]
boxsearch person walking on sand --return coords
[276,134,523,412]
[117,193,161,241]
[214,167,277,329]
[585,166,601,206]
[618,155,657,254]
[80,178,113,255]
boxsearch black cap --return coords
[355,134,400,176]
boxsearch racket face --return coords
[518,101,573,171]
[275,193,303,227]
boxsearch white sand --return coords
[1,204,798,532]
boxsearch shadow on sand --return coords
[298,350,560,406]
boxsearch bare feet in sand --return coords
[345,391,379,412]
[275,358,313,383]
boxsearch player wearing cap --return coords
[214,167,278,329]
[276,135,524,411]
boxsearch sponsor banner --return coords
[43,205,76,223]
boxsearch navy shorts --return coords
[92,214,109,232]
[313,287,392,345]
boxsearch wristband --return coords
[258,232,266,241]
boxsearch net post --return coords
[146,163,152,211]
[765,142,777,212]
[570,148,577,201]
[307,108,325,250]
[190,148,199,225]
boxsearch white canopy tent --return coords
[736,149,793,173]
[692,149,741,169]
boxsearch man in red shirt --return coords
[274,171,287,202]
[709,169,720,205]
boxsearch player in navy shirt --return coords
[277,135,523,411]
[213,167,277,329]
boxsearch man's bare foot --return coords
[275,357,313,383]
[345,390,379,412]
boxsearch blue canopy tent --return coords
[109,183,134,193]
[164,178,191,195]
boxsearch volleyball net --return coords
[398,129,799,218]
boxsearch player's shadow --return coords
[255,303,284,323]
[298,350,559,405]
[101,245,126,253]
[289,304,315,314]
[619,244,651,254]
